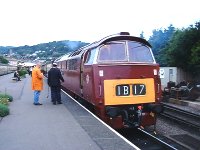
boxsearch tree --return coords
[190,41,200,76]
[139,31,145,39]
[166,21,200,76]
[0,56,9,64]
[148,24,175,66]
[191,41,200,65]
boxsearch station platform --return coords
[0,74,138,150]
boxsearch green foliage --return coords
[191,41,200,64]
[165,21,200,76]
[8,40,89,60]
[0,93,13,102]
[190,41,200,76]
[0,56,9,64]
[148,24,175,66]
[0,103,9,117]
[0,98,9,105]
[148,20,200,76]
[18,69,28,77]
[0,46,12,54]
[140,31,145,39]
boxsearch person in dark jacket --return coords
[47,63,64,105]
[14,70,21,81]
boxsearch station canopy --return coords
[23,62,36,67]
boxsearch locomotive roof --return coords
[54,53,72,62]
[57,32,152,61]
[80,32,152,51]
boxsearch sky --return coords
[0,0,199,47]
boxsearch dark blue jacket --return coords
[48,67,64,87]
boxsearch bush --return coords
[18,69,28,77]
[0,93,13,102]
[0,103,9,117]
[0,56,9,64]
[0,98,9,105]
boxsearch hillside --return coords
[0,40,89,61]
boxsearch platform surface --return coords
[0,74,138,150]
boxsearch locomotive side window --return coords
[67,59,78,70]
[85,48,97,64]
[98,42,126,62]
[128,42,154,63]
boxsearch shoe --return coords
[53,102,56,105]
[57,102,62,104]
[33,103,42,105]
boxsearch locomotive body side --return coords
[58,33,163,129]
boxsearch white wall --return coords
[160,67,177,90]
[159,67,192,90]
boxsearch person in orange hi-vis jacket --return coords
[32,62,43,105]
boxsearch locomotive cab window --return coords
[98,42,126,62]
[85,48,97,65]
[128,41,154,63]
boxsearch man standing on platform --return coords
[48,62,64,105]
[31,62,43,105]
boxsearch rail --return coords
[160,104,200,131]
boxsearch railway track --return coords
[119,128,180,150]
[158,103,200,150]
[160,103,200,131]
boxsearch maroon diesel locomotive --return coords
[56,32,163,129]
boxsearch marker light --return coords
[153,69,157,75]
[138,106,142,110]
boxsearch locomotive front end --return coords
[94,36,163,128]
[104,75,163,128]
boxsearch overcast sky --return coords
[0,0,199,47]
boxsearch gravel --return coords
[145,100,200,145]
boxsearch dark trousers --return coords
[16,76,20,81]
[14,75,20,81]
[50,86,61,103]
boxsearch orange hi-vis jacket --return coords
[31,66,43,91]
